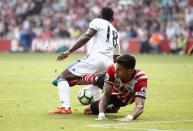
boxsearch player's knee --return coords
[84,106,93,115]
[58,74,67,80]
[93,73,105,89]
[106,104,120,113]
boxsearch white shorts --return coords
[67,53,113,76]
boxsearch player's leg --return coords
[50,55,103,114]
[70,73,105,101]
[73,73,105,89]
[84,100,100,115]
[82,53,113,101]
[82,73,105,101]
[93,73,105,89]
[84,95,122,115]
[106,95,123,113]
[49,69,80,114]
[52,54,105,87]
[50,59,84,114]
[52,77,59,86]
[53,73,105,88]
[69,74,97,86]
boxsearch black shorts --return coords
[90,95,125,114]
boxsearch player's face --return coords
[115,63,130,78]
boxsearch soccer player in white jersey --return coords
[83,54,148,122]
[49,7,120,114]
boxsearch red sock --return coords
[69,74,96,87]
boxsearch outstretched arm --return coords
[97,82,112,120]
[57,28,97,61]
[129,97,145,119]
[115,97,145,122]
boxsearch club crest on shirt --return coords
[114,77,121,87]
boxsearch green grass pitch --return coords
[0,53,193,131]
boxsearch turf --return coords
[0,53,193,131]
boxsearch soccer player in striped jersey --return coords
[83,54,148,122]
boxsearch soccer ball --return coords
[78,88,94,105]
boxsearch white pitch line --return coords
[87,125,176,131]
[86,119,193,130]
[88,124,175,131]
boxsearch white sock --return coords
[58,80,70,108]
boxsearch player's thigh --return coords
[101,54,113,69]
[89,100,100,115]
[59,69,80,80]
[93,53,113,72]
[89,95,123,114]
[106,95,123,113]
[67,54,106,76]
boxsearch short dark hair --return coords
[100,7,114,21]
[116,54,136,70]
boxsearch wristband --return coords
[98,112,105,118]
[126,115,133,121]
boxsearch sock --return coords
[52,78,58,86]
[57,79,70,108]
[69,74,96,86]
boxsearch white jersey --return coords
[87,18,120,60]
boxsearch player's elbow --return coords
[83,34,93,40]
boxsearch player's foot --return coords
[48,107,72,114]
[52,78,58,86]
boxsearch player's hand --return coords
[114,117,133,122]
[57,51,70,61]
[95,117,108,121]
[95,113,107,121]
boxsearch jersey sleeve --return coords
[89,18,100,31]
[134,79,147,99]
[104,65,115,85]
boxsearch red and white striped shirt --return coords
[104,64,148,105]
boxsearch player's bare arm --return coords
[130,97,145,119]
[97,82,112,120]
[57,28,97,61]
[115,96,145,122]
